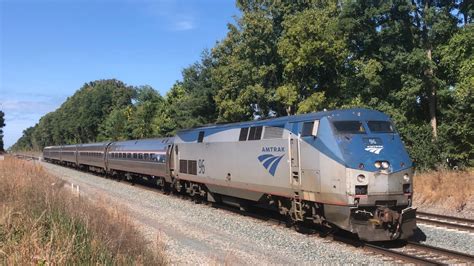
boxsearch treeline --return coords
[11,1,473,170]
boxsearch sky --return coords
[0,0,239,148]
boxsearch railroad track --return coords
[365,241,474,265]
[417,211,474,233]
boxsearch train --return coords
[43,108,417,241]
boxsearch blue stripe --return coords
[258,154,273,162]
[263,156,279,169]
[268,155,284,176]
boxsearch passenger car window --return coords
[333,121,366,134]
[159,155,166,163]
[367,121,395,133]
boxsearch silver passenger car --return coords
[61,144,77,164]
[43,146,62,162]
[107,138,173,179]
[77,142,110,169]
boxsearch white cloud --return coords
[173,19,196,31]
[142,1,198,32]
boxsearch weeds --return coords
[413,169,473,211]
[0,156,167,264]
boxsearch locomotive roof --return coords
[178,108,389,133]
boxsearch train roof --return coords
[177,108,389,133]
[44,145,61,150]
[109,137,173,151]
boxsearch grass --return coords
[413,169,474,212]
[0,156,167,264]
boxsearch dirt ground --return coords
[413,169,474,219]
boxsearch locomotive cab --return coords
[323,113,416,241]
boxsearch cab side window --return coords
[301,120,319,137]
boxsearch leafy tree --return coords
[11,79,135,150]
[129,86,163,139]
[153,53,218,136]
[436,25,474,167]
[338,0,468,169]
[10,1,473,170]
[278,4,347,114]
[212,1,317,121]
[97,107,133,141]
[11,127,35,151]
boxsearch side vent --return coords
[263,126,284,139]
[188,160,197,175]
[179,160,188,173]
[179,159,197,175]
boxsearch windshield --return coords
[367,121,395,133]
[333,121,366,134]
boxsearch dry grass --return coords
[11,151,42,158]
[413,169,474,211]
[0,156,167,265]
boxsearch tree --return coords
[10,1,472,170]
[436,25,474,166]
[278,4,347,114]
[212,1,318,122]
[97,107,133,141]
[11,79,136,151]
[129,86,163,139]
[0,110,5,152]
[153,52,218,136]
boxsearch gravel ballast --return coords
[41,161,472,264]
[413,224,474,255]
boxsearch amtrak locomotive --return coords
[43,108,416,241]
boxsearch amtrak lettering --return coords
[261,146,285,153]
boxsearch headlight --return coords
[381,161,390,169]
[403,174,410,182]
[374,161,382,169]
[357,174,366,183]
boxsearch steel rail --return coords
[417,211,474,224]
[406,241,474,264]
[363,243,437,265]
[417,212,474,233]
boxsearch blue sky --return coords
[0,0,239,148]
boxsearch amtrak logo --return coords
[258,154,284,176]
[365,145,383,154]
[364,138,383,154]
